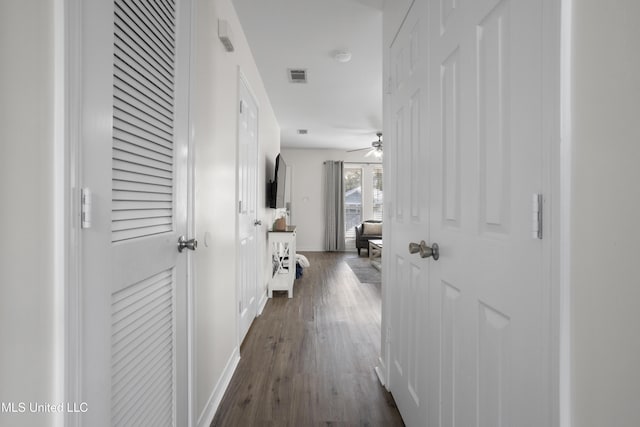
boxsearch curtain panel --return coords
[324,161,345,251]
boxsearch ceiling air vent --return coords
[288,68,308,83]
[297,129,308,135]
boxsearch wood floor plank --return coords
[211,252,404,426]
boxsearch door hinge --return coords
[532,193,542,239]
[81,188,92,229]
[238,200,243,214]
[239,100,245,113]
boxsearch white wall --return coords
[571,1,640,425]
[0,2,57,427]
[192,0,280,422]
[280,148,381,252]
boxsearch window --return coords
[372,166,383,220]
[343,164,383,248]
[344,168,363,240]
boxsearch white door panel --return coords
[387,1,430,425]
[386,0,554,425]
[428,0,548,425]
[80,0,191,425]
[238,75,260,343]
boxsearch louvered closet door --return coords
[80,0,191,426]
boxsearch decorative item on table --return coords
[273,213,287,231]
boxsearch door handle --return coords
[408,241,439,260]
[254,220,262,226]
[178,236,198,253]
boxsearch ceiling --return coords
[232,0,383,151]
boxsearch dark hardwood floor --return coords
[211,252,405,426]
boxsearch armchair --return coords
[355,220,383,256]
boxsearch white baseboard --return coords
[196,346,241,427]
[375,356,387,389]
[257,289,268,315]
[296,246,324,252]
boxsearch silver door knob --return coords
[254,220,262,226]
[408,241,439,260]
[178,236,198,253]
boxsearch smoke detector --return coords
[333,50,352,63]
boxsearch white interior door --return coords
[238,75,260,343]
[427,0,551,424]
[80,0,191,425]
[386,0,555,426]
[386,1,430,425]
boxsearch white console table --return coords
[268,226,296,298]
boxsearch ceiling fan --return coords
[347,132,383,158]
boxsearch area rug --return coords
[345,256,381,285]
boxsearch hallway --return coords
[212,252,404,426]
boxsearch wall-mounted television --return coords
[268,154,287,209]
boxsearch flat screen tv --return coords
[269,154,287,209]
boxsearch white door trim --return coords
[53,1,77,427]
[538,0,570,425]
[559,1,573,425]
[184,0,198,424]
[60,1,83,426]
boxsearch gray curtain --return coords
[324,161,345,251]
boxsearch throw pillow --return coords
[363,222,382,236]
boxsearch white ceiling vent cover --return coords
[288,69,308,83]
